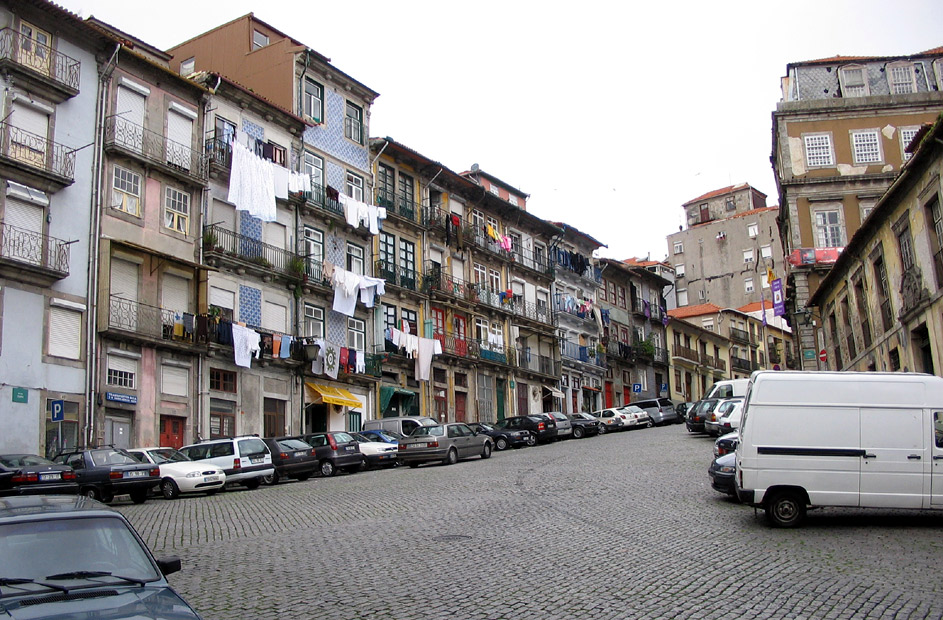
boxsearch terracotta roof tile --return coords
[667,303,721,319]
[737,301,769,313]
[682,183,763,206]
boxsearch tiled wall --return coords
[239,285,261,327]
[303,89,369,174]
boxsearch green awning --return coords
[379,386,416,413]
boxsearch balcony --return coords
[458,219,514,262]
[553,255,601,285]
[422,265,477,306]
[553,298,596,323]
[631,299,647,317]
[375,260,424,294]
[375,190,421,226]
[104,117,207,185]
[560,340,605,367]
[300,182,345,221]
[0,222,70,285]
[0,122,75,191]
[203,225,312,283]
[508,246,553,279]
[0,28,80,102]
[607,340,636,363]
[106,295,199,352]
[672,344,699,364]
[730,356,756,373]
[429,332,560,378]
[205,137,232,176]
[649,305,665,324]
[728,326,750,344]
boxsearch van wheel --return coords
[765,491,806,528]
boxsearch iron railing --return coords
[607,340,635,362]
[302,182,345,218]
[0,221,70,274]
[204,137,232,169]
[0,28,80,92]
[730,356,755,372]
[509,246,553,277]
[375,189,421,224]
[204,224,306,279]
[728,326,750,343]
[560,340,605,367]
[0,122,75,180]
[105,116,208,181]
[653,347,669,365]
[422,265,476,301]
[553,298,596,321]
[374,260,423,292]
[108,295,179,341]
[672,344,699,362]
[649,305,664,323]
[429,332,558,376]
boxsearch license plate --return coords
[410,442,426,448]
[557,429,567,435]
[40,473,61,481]
[204,475,219,482]
[250,457,263,464]
[126,470,147,478]
[344,446,355,452]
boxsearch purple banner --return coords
[772,278,785,317]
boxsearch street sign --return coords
[51,400,65,422]
[660,383,668,393]
[12,387,27,403]
[819,349,827,363]
[802,349,816,361]
[633,383,641,393]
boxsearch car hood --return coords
[158,462,222,477]
[357,442,396,455]
[0,585,202,619]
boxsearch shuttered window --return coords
[161,364,189,396]
[10,101,48,167]
[166,109,193,170]
[48,307,81,359]
[116,86,146,151]
[209,286,234,310]
[262,300,287,333]
[161,274,189,313]
[107,355,136,388]
[110,259,139,301]
[264,222,285,250]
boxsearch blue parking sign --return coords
[51,399,65,422]
[661,383,668,393]
[633,383,641,393]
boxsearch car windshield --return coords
[0,455,54,468]
[0,516,160,582]
[349,434,371,443]
[278,439,311,450]
[411,426,445,437]
[621,406,644,414]
[374,431,404,440]
[146,449,189,464]
[90,449,138,466]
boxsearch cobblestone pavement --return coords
[117,425,943,620]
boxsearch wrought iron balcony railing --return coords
[375,189,421,224]
[301,182,345,218]
[105,116,207,182]
[653,347,669,365]
[607,340,635,362]
[560,340,605,367]
[0,221,70,275]
[0,28,80,94]
[108,295,183,342]
[422,264,475,301]
[0,122,75,181]
[553,298,596,321]
[374,259,423,292]
[728,326,750,343]
[203,224,309,280]
[730,356,755,372]
[509,246,553,277]
[205,137,232,169]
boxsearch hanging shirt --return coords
[232,324,261,368]
[358,276,386,307]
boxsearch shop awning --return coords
[305,383,361,407]
[543,385,565,399]
[581,385,601,392]
[379,386,416,413]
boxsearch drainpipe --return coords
[84,44,120,448]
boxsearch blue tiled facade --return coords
[242,118,264,142]
[239,285,261,327]
[303,89,369,174]
[240,211,262,241]
[327,162,345,193]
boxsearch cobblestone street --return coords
[118,425,943,620]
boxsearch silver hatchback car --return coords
[542,412,573,439]
[632,398,680,425]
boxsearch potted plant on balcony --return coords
[202,230,219,251]
[637,339,655,358]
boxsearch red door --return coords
[159,415,185,449]
[432,307,446,350]
[455,392,467,423]
[604,381,614,408]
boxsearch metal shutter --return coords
[264,222,285,250]
[116,86,145,125]
[48,307,81,359]
[161,365,189,396]
[451,258,464,279]
[11,101,48,138]
[262,301,287,333]
[5,198,43,233]
[213,200,236,232]
[209,286,234,310]
[161,274,189,312]
[108,354,137,374]
[166,110,193,170]
[110,259,139,301]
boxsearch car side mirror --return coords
[156,556,182,576]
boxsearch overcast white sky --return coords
[58,0,943,261]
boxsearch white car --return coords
[350,433,398,468]
[179,436,274,490]
[705,398,743,436]
[127,447,226,499]
[716,400,744,435]
[616,405,653,429]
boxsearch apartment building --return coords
[666,317,730,404]
[772,46,943,369]
[0,1,106,455]
[809,117,943,375]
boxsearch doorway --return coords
[305,403,327,433]
[159,415,185,449]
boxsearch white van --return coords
[705,378,749,400]
[736,371,943,527]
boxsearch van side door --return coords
[859,406,925,509]
[930,411,943,506]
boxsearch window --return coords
[474,317,488,342]
[346,243,364,275]
[896,219,915,272]
[112,166,141,216]
[508,195,518,207]
[533,243,546,267]
[348,318,365,351]
[473,263,486,285]
[209,368,236,392]
[697,289,706,301]
[490,184,500,197]
[179,57,195,76]
[617,286,626,308]
[210,399,235,439]
[887,63,916,94]
[900,127,920,161]
[161,364,188,397]
[263,300,288,333]
[873,253,893,332]
[264,398,286,437]
[48,306,81,359]
[747,223,758,238]
[344,101,363,145]
[401,309,417,335]
[853,277,872,348]
[926,195,943,288]
[303,77,323,123]
[673,241,683,254]
[304,304,324,338]
[761,245,772,259]
[852,130,882,164]
[258,141,286,166]
[488,268,500,292]
[804,134,834,167]
[677,289,688,306]
[382,304,397,332]
[106,355,136,389]
[744,277,754,293]
[399,239,415,273]
[839,65,869,97]
[607,281,616,304]
[702,318,714,331]
[303,151,324,188]
[814,208,843,247]
[725,198,736,212]
[743,249,754,264]
[164,186,189,234]
[252,30,268,49]
[379,232,395,269]
[346,171,364,202]
[303,226,323,267]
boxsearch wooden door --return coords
[455,392,466,423]
[159,415,185,449]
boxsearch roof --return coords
[461,168,529,199]
[726,206,779,220]
[737,301,769,313]
[624,258,668,268]
[683,183,765,206]
[668,303,722,319]
[789,45,943,68]
[551,222,607,249]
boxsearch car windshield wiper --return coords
[45,571,150,586]
[0,577,69,598]
[0,578,34,586]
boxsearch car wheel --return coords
[100,491,114,504]
[572,426,585,439]
[525,434,537,446]
[243,477,262,490]
[320,460,336,477]
[443,448,458,465]
[765,490,807,528]
[130,489,148,505]
[495,437,509,451]
[160,478,180,500]
[82,487,101,501]
[262,471,279,486]
[205,489,219,496]
[646,420,654,428]
[408,462,421,468]
[481,442,492,459]
[598,425,607,435]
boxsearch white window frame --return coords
[304,303,324,338]
[48,306,82,360]
[346,242,364,275]
[677,289,688,306]
[744,277,754,293]
[743,249,754,264]
[179,57,195,76]
[760,245,772,259]
[851,129,882,164]
[252,30,268,50]
[812,206,844,248]
[675,263,685,278]
[508,195,518,207]
[346,171,364,202]
[697,289,706,301]
[106,354,136,389]
[804,133,834,168]
[887,62,916,94]
[348,317,365,352]
[747,223,758,238]
[838,64,869,97]
[702,318,714,331]
[164,186,189,234]
[489,184,500,197]
[899,126,920,161]
[673,241,683,254]
[112,165,141,216]
[304,151,324,188]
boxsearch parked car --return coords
[676,401,696,421]
[0,454,78,496]
[708,452,737,496]
[359,429,406,445]
[301,432,364,477]
[127,447,226,499]
[543,411,573,439]
[361,416,438,437]
[617,405,653,429]
[633,397,680,425]
[493,415,556,443]
[566,413,601,439]
[398,423,493,467]
[349,432,398,468]
[179,436,274,490]
[260,437,319,484]
[0,495,203,619]
[590,408,624,434]
[713,431,739,457]
[467,422,534,450]
[685,399,718,433]
[53,448,160,504]
[716,399,744,435]
[705,397,744,436]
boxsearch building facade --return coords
[666,317,730,404]
[772,47,943,369]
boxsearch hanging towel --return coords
[272,165,289,199]
[279,335,292,358]
[310,338,325,374]
[339,347,349,370]
[348,349,357,373]
[323,340,341,379]
[355,350,365,373]
[232,324,261,368]
[272,334,282,357]
[359,276,386,307]
[331,267,361,316]
[217,319,233,346]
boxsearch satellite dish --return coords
[470,163,479,173]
